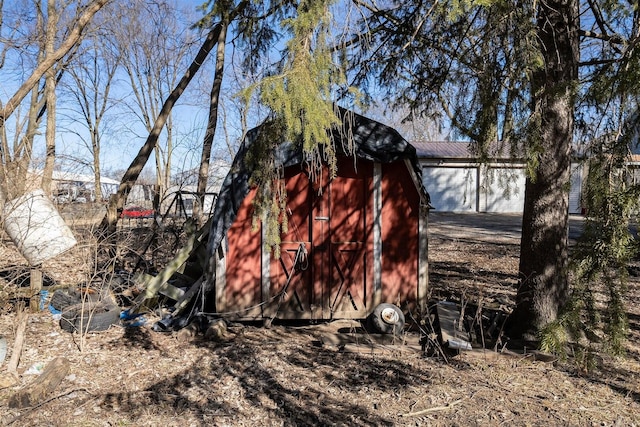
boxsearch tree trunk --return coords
[194,15,228,225]
[7,85,42,201]
[92,124,103,201]
[97,1,249,237]
[164,117,172,204]
[98,20,228,237]
[508,0,579,339]
[154,139,163,208]
[41,0,59,196]
[0,0,108,202]
[0,0,108,123]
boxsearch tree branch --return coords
[98,0,249,235]
[0,0,110,124]
[579,28,624,45]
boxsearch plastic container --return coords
[3,190,77,265]
[0,336,6,366]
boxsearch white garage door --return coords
[483,167,526,213]
[569,163,583,214]
[422,166,477,212]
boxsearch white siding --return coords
[422,166,478,212]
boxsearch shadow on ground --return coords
[99,329,437,425]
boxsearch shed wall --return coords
[218,158,424,320]
[380,161,421,306]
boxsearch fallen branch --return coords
[400,398,465,417]
[9,357,71,408]
[7,307,28,374]
[4,387,92,426]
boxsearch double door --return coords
[267,159,373,320]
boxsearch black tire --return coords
[369,303,405,335]
[50,288,101,312]
[59,301,121,333]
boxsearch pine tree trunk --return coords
[508,0,579,339]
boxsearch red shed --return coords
[202,109,430,329]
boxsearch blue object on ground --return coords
[120,309,145,321]
[39,290,48,310]
[123,317,147,327]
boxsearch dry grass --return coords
[0,211,638,426]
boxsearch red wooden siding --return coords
[223,187,262,317]
[381,161,420,307]
[221,158,422,320]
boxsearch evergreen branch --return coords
[579,57,618,67]
[436,92,476,140]
[585,0,622,50]
[579,29,624,46]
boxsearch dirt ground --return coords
[0,212,639,426]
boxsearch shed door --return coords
[271,159,372,320]
[316,159,372,319]
[268,169,314,318]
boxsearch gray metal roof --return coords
[413,140,522,160]
[412,141,474,159]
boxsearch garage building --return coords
[414,141,583,214]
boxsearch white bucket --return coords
[3,190,77,265]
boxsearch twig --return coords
[400,398,465,417]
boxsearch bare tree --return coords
[1,1,48,201]
[114,0,197,209]
[62,24,121,201]
[0,0,110,203]
[98,0,250,235]
[0,0,109,121]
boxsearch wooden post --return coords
[30,268,43,312]
[7,307,28,374]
